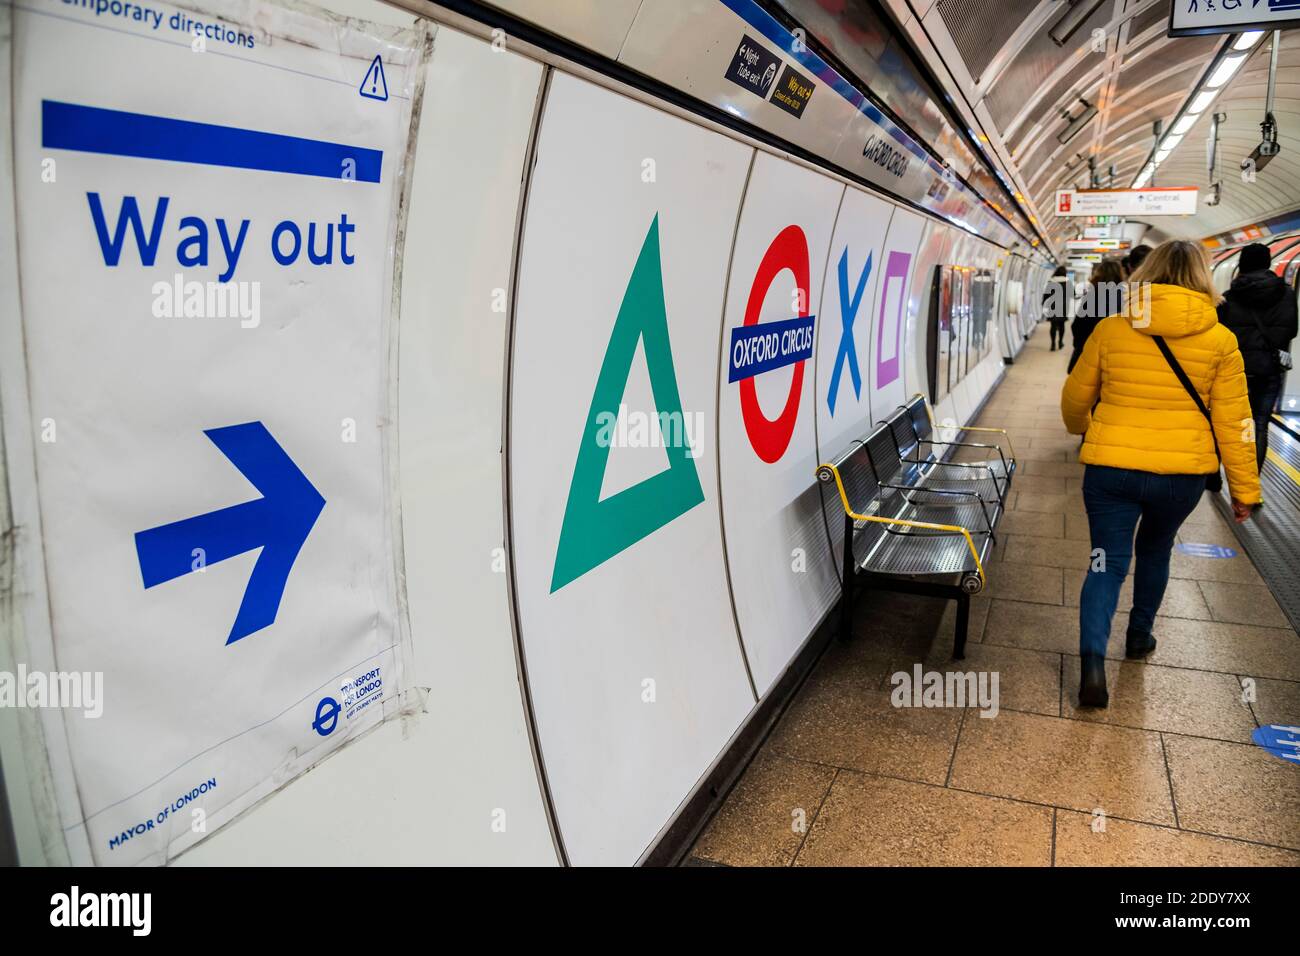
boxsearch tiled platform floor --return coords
[688,323,1300,867]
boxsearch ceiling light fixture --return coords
[1189,89,1218,113]
[1234,31,1265,50]
[1172,115,1198,135]
[1206,54,1246,88]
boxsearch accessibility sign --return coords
[6,0,426,865]
[1169,0,1300,37]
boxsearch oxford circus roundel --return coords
[735,225,815,463]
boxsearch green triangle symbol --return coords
[550,215,705,593]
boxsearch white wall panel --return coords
[488,0,643,60]
[180,22,558,866]
[510,72,756,866]
[718,152,844,696]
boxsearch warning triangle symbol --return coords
[360,55,389,101]
[550,215,705,593]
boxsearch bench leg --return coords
[838,517,856,643]
[953,592,970,660]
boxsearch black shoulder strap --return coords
[1153,335,1221,464]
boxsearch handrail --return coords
[816,462,986,587]
[913,392,1017,461]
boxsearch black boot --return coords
[1079,655,1108,708]
[1125,627,1157,659]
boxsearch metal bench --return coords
[815,397,1016,659]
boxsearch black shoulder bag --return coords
[1153,336,1224,493]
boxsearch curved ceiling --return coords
[914,0,1300,253]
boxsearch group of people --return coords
[1043,240,1296,707]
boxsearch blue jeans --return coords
[1078,466,1205,658]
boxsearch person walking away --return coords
[1044,265,1069,351]
[1060,240,1260,708]
[1124,243,1152,279]
[1217,242,1298,472]
[1068,259,1125,373]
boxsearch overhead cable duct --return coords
[1049,0,1106,47]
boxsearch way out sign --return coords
[6,0,425,865]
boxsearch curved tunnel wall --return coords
[1,0,1051,866]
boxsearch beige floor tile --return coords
[1063,572,1212,622]
[767,670,963,785]
[1199,580,1291,628]
[1106,615,1300,681]
[1249,677,1300,728]
[983,599,1084,655]
[1021,459,1085,478]
[1164,734,1300,850]
[1061,657,1258,742]
[996,509,1065,539]
[949,710,1176,825]
[983,562,1064,605]
[1011,474,1065,496]
[1054,810,1300,866]
[1065,512,1091,542]
[1012,492,1077,515]
[1002,535,1092,570]
[1176,525,1241,550]
[794,773,1053,866]
[692,751,837,866]
[1169,548,1263,585]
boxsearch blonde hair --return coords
[1128,239,1221,303]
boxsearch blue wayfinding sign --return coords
[134,421,326,645]
[728,314,816,383]
[1252,724,1300,765]
[1176,542,1237,559]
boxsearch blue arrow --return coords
[134,422,325,644]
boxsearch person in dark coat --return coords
[1217,242,1299,472]
[1068,258,1125,373]
[1123,243,1152,278]
[1044,266,1069,350]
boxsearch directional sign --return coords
[7,0,423,865]
[1170,0,1300,37]
[1056,187,1198,217]
[134,422,325,644]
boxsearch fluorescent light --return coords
[1133,174,1151,188]
[1206,54,1245,88]
[1161,134,1184,150]
[1190,89,1217,113]
[1154,149,1171,163]
[1172,115,1198,135]
[1234,31,1264,50]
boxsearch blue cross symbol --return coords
[827,249,872,416]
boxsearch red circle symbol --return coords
[740,225,811,463]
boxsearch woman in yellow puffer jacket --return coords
[1060,240,1260,708]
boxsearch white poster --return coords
[8,0,423,864]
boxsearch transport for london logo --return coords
[730,225,815,462]
[550,215,705,593]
